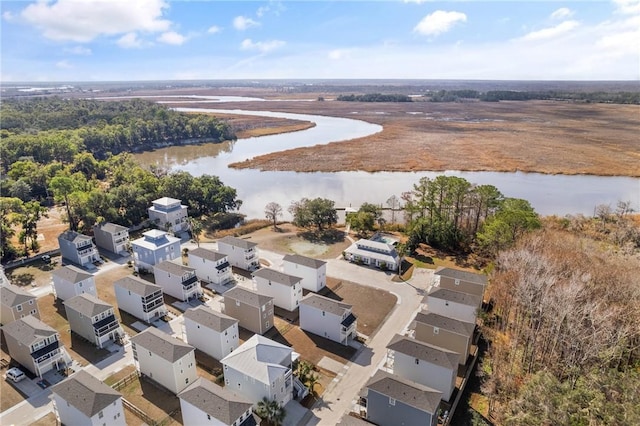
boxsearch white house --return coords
[344,238,400,271]
[64,294,124,349]
[58,230,100,267]
[51,370,126,426]
[423,288,482,324]
[221,335,295,406]
[153,260,203,302]
[148,197,189,233]
[433,267,487,298]
[178,377,255,426]
[131,229,181,273]
[299,293,357,345]
[188,247,233,285]
[130,327,197,394]
[252,268,303,312]
[386,334,459,402]
[217,236,259,271]
[412,310,475,366]
[51,265,96,301]
[183,305,239,361]
[93,222,130,255]
[0,284,40,325]
[282,254,326,293]
[114,275,167,323]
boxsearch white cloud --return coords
[550,7,574,20]
[20,0,171,42]
[613,0,640,15]
[520,20,580,41]
[2,11,14,21]
[117,32,143,49]
[414,11,467,36]
[241,38,285,53]
[207,25,221,34]
[64,46,92,55]
[233,16,259,31]
[157,31,187,45]
[56,60,73,69]
[328,49,353,60]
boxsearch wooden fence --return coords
[122,398,156,425]
[110,370,139,391]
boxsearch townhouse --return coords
[58,230,99,267]
[51,265,96,301]
[299,293,357,345]
[412,310,475,366]
[252,268,303,312]
[433,267,487,299]
[148,197,189,233]
[64,294,124,349]
[183,305,239,361]
[223,287,274,335]
[0,284,39,325]
[114,275,167,323]
[93,222,130,255]
[217,236,259,271]
[153,260,203,302]
[131,229,181,273]
[282,254,326,292]
[188,247,233,285]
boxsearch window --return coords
[322,311,325,316]
[98,411,104,419]
[265,321,270,328]
[79,282,83,287]
[207,414,211,420]
[16,305,22,312]
[445,301,449,306]
[225,330,228,336]
[236,300,241,307]
[29,300,34,305]
[455,279,460,285]
[433,327,439,335]
[185,378,189,384]
[415,358,420,365]
[30,310,37,315]
[389,397,396,406]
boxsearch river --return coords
[128,100,639,219]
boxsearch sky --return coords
[1,0,639,82]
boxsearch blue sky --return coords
[1,0,638,82]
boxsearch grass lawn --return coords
[4,257,59,289]
[109,373,181,425]
[30,412,58,426]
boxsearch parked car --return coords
[6,367,26,383]
[41,255,51,263]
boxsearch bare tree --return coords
[386,195,399,223]
[265,202,283,230]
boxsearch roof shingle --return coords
[51,370,121,418]
[130,327,194,363]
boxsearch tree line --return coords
[426,89,640,104]
[336,93,413,102]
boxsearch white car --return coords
[6,367,26,383]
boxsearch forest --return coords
[336,93,413,102]
[426,89,640,104]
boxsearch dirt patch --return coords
[30,412,58,426]
[0,368,27,411]
[112,374,181,425]
[269,323,356,366]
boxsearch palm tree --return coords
[187,217,203,247]
[306,373,319,396]
[256,397,286,426]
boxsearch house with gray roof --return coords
[223,287,274,335]
[131,229,181,273]
[178,377,257,426]
[344,238,400,271]
[0,284,39,325]
[217,236,259,271]
[387,334,459,401]
[299,293,357,345]
[154,260,202,302]
[433,267,487,298]
[364,370,441,426]
[64,293,124,349]
[188,247,233,285]
[412,310,476,365]
[130,327,197,394]
[148,197,189,233]
[184,305,239,360]
[253,268,303,311]
[51,370,125,426]
[93,222,130,255]
[283,254,327,292]
[114,275,166,323]
[58,230,100,267]
[423,288,482,324]
[51,265,96,301]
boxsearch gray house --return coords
[51,265,96,302]
[364,370,441,426]
[58,230,99,267]
[0,284,39,325]
[433,267,487,298]
[64,294,124,349]
[412,310,475,366]
[223,287,274,335]
[93,222,130,255]
[131,229,181,273]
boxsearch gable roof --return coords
[154,261,196,276]
[426,288,482,307]
[131,230,180,250]
[64,293,113,317]
[189,247,227,262]
[218,236,257,250]
[178,377,252,424]
[51,265,94,284]
[282,254,326,269]
[114,275,162,297]
[366,370,441,414]
[387,334,459,370]
[224,287,273,308]
[130,327,194,363]
[252,268,302,287]
[1,284,36,308]
[2,315,58,346]
[58,230,92,244]
[435,267,487,285]
[94,222,128,234]
[221,335,292,385]
[184,306,237,333]
[51,370,121,418]
[300,293,352,316]
[413,310,475,337]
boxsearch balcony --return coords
[78,247,97,257]
[32,341,60,363]
[143,298,164,313]
[341,313,357,336]
[182,275,198,288]
[142,291,163,303]
[93,315,120,336]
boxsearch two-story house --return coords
[221,335,294,407]
[58,230,100,267]
[51,265,96,301]
[433,267,487,299]
[130,327,197,394]
[0,284,39,325]
[183,306,239,361]
[364,370,441,426]
[299,293,357,345]
[114,275,167,323]
[131,229,181,273]
[178,377,256,426]
[154,261,203,302]
[51,370,126,426]
[252,268,303,312]
[217,236,259,271]
[188,247,233,285]
[423,288,482,324]
[1,316,71,377]
[93,222,130,255]
[412,310,475,366]
[344,238,400,271]
[64,294,124,349]
[386,334,459,402]
[148,197,189,233]
[282,254,326,292]
[223,287,274,335]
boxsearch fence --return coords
[110,370,139,391]
[122,398,156,425]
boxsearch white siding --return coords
[114,285,165,323]
[183,317,238,361]
[392,351,456,401]
[53,394,126,426]
[426,296,477,323]
[179,398,228,426]
[188,254,232,285]
[52,276,96,302]
[254,278,302,312]
[283,262,326,292]
[299,304,342,343]
[134,345,197,394]
[223,365,292,408]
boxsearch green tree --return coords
[49,176,77,231]
[17,201,48,255]
[256,397,286,426]
[476,198,541,256]
[289,198,337,232]
[0,197,24,260]
[265,202,283,230]
[9,180,32,201]
[188,217,203,247]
